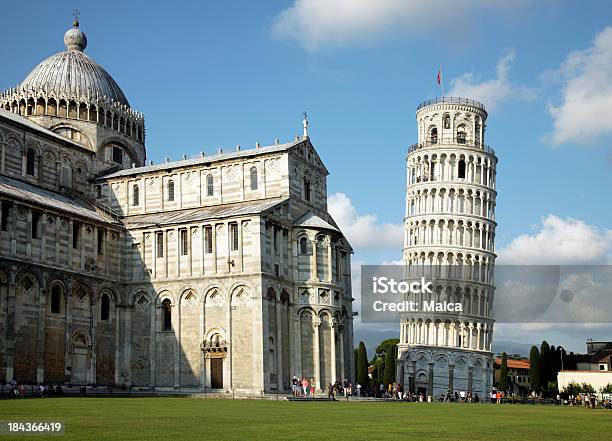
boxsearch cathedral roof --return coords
[0,108,90,152]
[18,21,130,107]
[98,139,306,180]
[0,175,119,225]
[123,197,289,228]
[293,212,340,233]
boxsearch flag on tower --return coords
[437,65,444,97]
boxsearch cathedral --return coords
[0,20,355,393]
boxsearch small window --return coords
[1,202,9,231]
[167,179,175,202]
[97,229,105,255]
[304,178,311,202]
[457,131,466,144]
[230,223,239,251]
[72,221,81,249]
[132,184,139,206]
[250,167,258,190]
[206,174,214,196]
[458,160,466,179]
[274,263,280,277]
[299,237,308,254]
[443,114,451,129]
[50,285,61,314]
[180,229,188,256]
[95,185,102,199]
[112,146,122,164]
[156,232,164,257]
[273,227,278,253]
[162,298,172,331]
[430,127,438,144]
[26,148,35,176]
[205,226,213,254]
[31,210,41,239]
[100,294,110,321]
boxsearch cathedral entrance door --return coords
[210,358,223,389]
[72,347,89,384]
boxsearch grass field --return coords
[0,397,610,440]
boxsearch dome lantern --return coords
[64,18,87,52]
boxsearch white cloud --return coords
[328,192,403,252]
[272,0,529,52]
[547,27,612,145]
[448,49,536,110]
[497,215,612,265]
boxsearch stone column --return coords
[330,321,337,384]
[428,362,434,397]
[327,240,333,282]
[293,315,301,378]
[5,270,16,382]
[313,318,321,390]
[311,240,318,281]
[467,366,473,394]
[275,299,283,391]
[36,284,47,384]
[64,281,73,383]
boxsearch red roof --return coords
[495,357,530,369]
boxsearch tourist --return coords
[310,378,315,397]
[327,383,335,401]
[474,393,480,403]
[301,377,308,397]
[397,383,403,400]
[356,383,362,397]
[460,389,466,403]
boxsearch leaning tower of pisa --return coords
[396,97,498,399]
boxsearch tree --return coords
[376,338,400,357]
[600,383,612,394]
[529,346,541,392]
[357,341,369,389]
[383,345,396,386]
[540,340,551,389]
[499,352,509,391]
[354,348,358,382]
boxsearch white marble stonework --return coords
[397,97,497,399]
[0,21,354,393]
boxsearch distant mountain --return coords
[492,340,535,357]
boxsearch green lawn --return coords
[0,397,610,440]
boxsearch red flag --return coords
[437,68,441,85]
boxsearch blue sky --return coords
[3,0,612,353]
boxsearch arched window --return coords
[167,179,175,202]
[250,167,258,190]
[132,184,139,206]
[26,148,35,176]
[50,285,62,314]
[206,174,214,196]
[457,125,467,144]
[430,127,438,144]
[304,177,311,202]
[458,160,466,179]
[443,114,451,129]
[100,293,110,321]
[299,237,309,254]
[162,298,172,331]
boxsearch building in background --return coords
[397,97,498,398]
[0,20,354,393]
[493,356,530,396]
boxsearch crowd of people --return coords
[5,380,64,399]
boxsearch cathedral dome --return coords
[19,21,130,107]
